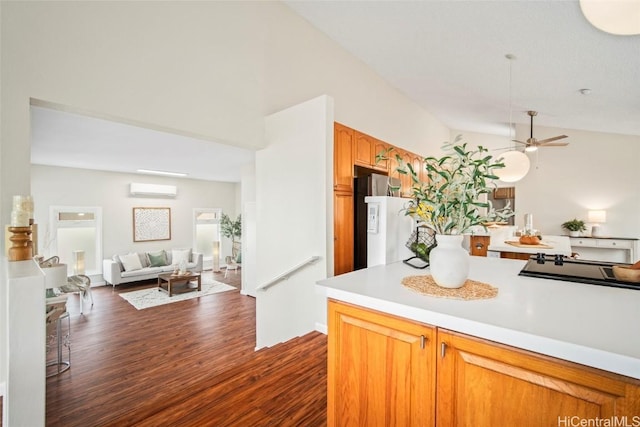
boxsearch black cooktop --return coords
[518,255,640,291]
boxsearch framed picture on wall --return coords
[133,207,171,242]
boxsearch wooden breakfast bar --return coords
[316,256,640,425]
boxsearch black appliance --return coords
[353,173,401,271]
[518,255,640,291]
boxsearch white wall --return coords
[31,165,239,267]
[453,127,640,239]
[256,95,332,349]
[1,1,451,407]
[1,1,449,231]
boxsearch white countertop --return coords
[317,256,640,379]
[488,234,572,256]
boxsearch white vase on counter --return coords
[429,234,469,288]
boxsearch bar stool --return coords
[45,296,71,377]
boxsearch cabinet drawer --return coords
[570,238,592,247]
[596,239,632,249]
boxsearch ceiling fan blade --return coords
[494,146,524,151]
[538,142,569,147]
[512,139,527,145]
[536,135,568,145]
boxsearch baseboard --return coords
[315,322,327,335]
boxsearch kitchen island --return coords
[317,256,640,425]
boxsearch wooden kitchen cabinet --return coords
[334,122,354,192]
[333,192,354,275]
[354,130,389,173]
[437,329,640,426]
[353,130,374,168]
[469,235,490,256]
[327,300,436,427]
[372,138,390,172]
[327,302,640,426]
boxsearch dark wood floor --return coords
[45,271,327,426]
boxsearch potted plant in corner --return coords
[220,213,242,262]
[561,218,586,237]
[381,135,513,289]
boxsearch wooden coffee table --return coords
[157,272,201,297]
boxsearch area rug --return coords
[119,278,236,310]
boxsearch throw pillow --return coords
[171,248,191,266]
[112,255,125,272]
[147,250,168,267]
[137,252,150,268]
[119,253,143,272]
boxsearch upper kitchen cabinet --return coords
[334,122,354,192]
[354,130,389,173]
[373,138,390,172]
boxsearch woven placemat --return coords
[401,275,498,300]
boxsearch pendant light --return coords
[495,54,530,183]
[580,0,640,35]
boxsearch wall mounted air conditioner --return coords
[130,183,177,198]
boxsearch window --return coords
[193,208,222,268]
[49,206,102,276]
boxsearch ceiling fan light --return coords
[579,0,640,35]
[525,145,538,152]
[495,150,531,183]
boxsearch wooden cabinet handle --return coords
[420,335,427,349]
[441,342,447,358]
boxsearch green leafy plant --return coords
[380,135,513,235]
[561,218,586,232]
[220,214,242,260]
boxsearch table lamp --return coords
[588,210,606,237]
[73,250,85,275]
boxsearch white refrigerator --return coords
[365,196,415,267]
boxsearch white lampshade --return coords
[43,264,68,289]
[73,250,85,275]
[588,210,607,223]
[580,0,640,35]
[495,151,531,183]
[212,240,221,272]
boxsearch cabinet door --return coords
[353,131,374,168]
[328,300,436,427]
[372,138,390,172]
[437,329,640,426]
[333,192,354,276]
[469,236,490,257]
[334,123,354,192]
[400,150,414,198]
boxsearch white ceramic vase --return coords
[429,234,470,289]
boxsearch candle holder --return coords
[8,226,33,261]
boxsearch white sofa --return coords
[103,248,203,286]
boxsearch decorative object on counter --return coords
[403,225,436,269]
[401,274,498,300]
[428,234,470,288]
[380,136,513,288]
[8,226,33,261]
[507,240,553,249]
[561,218,586,237]
[612,266,640,283]
[518,234,541,245]
[587,210,606,237]
[7,194,35,260]
[220,213,242,261]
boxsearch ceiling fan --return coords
[515,110,569,152]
